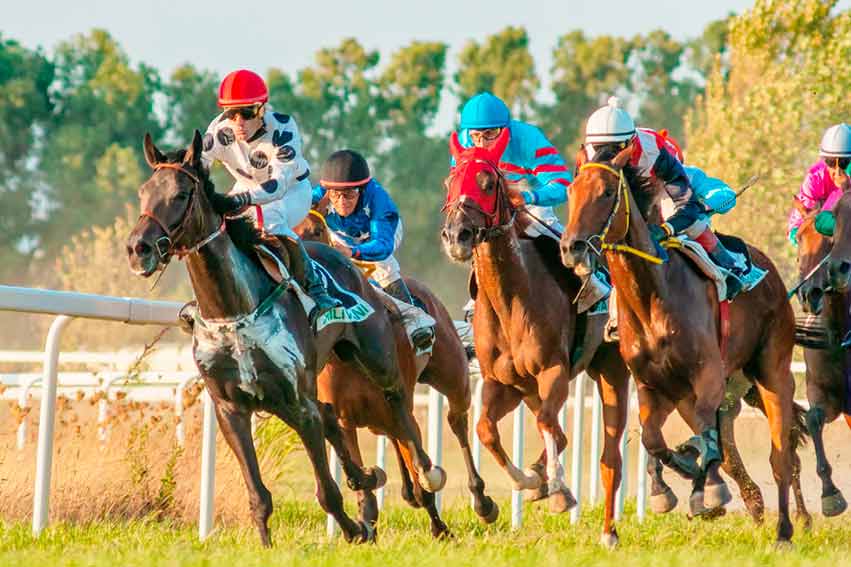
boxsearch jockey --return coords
[313,149,436,349]
[454,92,610,313]
[787,123,851,245]
[584,97,744,283]
[200,69,341,322]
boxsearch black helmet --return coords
[320,149,371,190]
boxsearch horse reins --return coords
[139,162,226,262]
[578,162,668,265]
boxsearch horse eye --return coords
[603,186,614,198]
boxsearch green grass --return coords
[2,500,850,566]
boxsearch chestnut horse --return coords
[127,132,444,546]
[561,145,799,544]
[793,192,851,517]
[440,130,632,547]
[294,211,497,537]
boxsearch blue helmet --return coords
[460,92,510,130]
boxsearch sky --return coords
[5,0,849,129]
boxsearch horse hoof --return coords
[599,531,619,549]
[797,512,813,531]
[774,539,794,552]
[418,466,447,492]
[432,523,453,540]
[368,466,388,490]
[822,491,848,517]
[514,467,543,491]
[650,488,678,514]
[356,521,376,544]
[548,485,577,514]
[704,481,733,509]
[688,491,726,521]
[477,499,499,524]
[524,482,549,502]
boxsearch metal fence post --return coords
[511,404,525,530]
[376,435,387,509]
[636,423,649,522]
[199,389,217,540]
[471,378,484,508]
[570,372,587,524]
[326,448,342,538]
[588,386,602,505]
[428,389,444,513]
[32,315,73,537]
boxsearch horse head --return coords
[560,142,634,276]
[828,190,851,291]
[440,129,512,262]
[294,209,332,245]
[127,130,219,277]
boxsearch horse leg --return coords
[752,351,795,545]
[213,403,273,546]
[686,365,730,517]
[273,399,371,543]
[446,402,498,523]
[588,354,630,548]
[535,366,575,514]
[392,437,420,508]
[647,456,678,514]
[806,403,848,517]
[318,402,387,492]
[717,399,764,522]
[393,439,450,538]
[477,379,541,490]
[339,425,379,528]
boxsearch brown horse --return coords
[440,130,632,547]
[560,145,799,544]
[793,192,851,516]
[126,132,444,546]
[294,211,497,537]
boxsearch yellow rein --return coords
[577,162,680,265]
[306,209,378,278]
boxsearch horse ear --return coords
[793,198,809,218]
[449,131,464,160]
[575,146,588,169]
[612,138,635,169]
[143,133,166,168]
[487,127,510,161]
[183,130,203,168]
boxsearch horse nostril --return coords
[839,261,851,277]
[809,287,824,307]
[570,241,589,255]
[458,228,473,244]
[134,241,152,257]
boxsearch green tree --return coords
[165,64,219,144]
[686,0,851,282]
[38,29,163,253]
[0,35,53,276]
[455,26,539,119]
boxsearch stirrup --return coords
[412,326,436,350]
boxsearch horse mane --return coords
[588,147,659,221]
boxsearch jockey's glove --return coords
[789,227,799,247]
[814,211,836,237]
[210,191,252,215]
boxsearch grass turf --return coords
[2,499,850,567]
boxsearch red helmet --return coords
[218,69,269,107]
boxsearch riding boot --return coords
[708,242,744,298]
[383,278,436,350]
[604,288,619,342]
[279,235,342,325]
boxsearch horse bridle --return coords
[575,161,667,265]
[139,163,226,262]
[443,158,516,243]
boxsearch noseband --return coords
[139,163,226,262]
[443,158,516,243]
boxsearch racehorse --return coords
[126,131,444,546]
[440,130,632,547]
[792,191,851,517]
[294,211,497,537]
[560,144,800,544]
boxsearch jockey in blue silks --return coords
[454,92,611,314]
[312,149,435,349]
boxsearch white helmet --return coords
[819,123,851,158]
[585,96,636,144]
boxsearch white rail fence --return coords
[1,285,810,541]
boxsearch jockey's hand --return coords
[210,191,251,215]
[506,186,529,208]
[331,240,353,258]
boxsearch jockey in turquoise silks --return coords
[453,92,611,314]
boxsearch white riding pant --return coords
[333,220,405,288]
[241,178,313,239]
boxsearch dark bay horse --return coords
[126,132,443,545]
[793,192,851,517]
[294,211,497,537]
[560,145,799,544]
[440,130,632,547]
